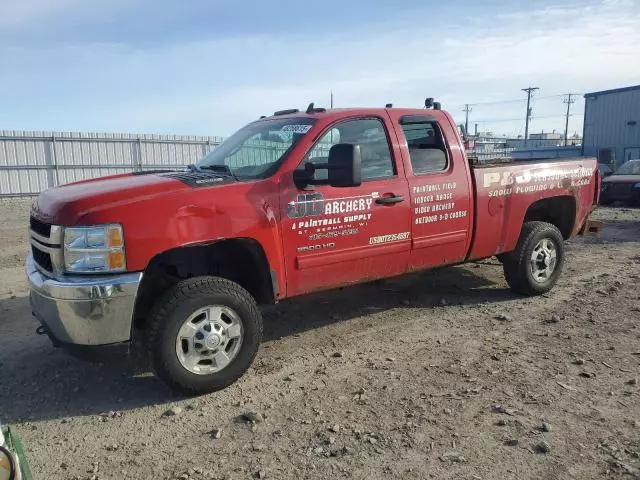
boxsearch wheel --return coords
[502,221,564,296]
[146,276,262,395]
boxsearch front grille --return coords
[30,216,51,238]
[32,245,53,272]
[29,219,62,275]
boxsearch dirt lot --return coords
[0,197,639,480]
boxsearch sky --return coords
[1,0,639,137]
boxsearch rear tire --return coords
[146,276,262,396]
[502,221,564,296]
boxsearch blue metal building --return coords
[582,84,640,168]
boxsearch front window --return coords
[615,160,640,175]
[197,117,316,179]
[300,118,395,181]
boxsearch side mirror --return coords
[327,143,362,187]
[293,143,362,189]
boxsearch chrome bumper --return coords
[26,253,142,346]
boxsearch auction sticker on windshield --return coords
[281,125,313,134]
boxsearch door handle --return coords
[375,194,405,205]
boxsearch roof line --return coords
[584,84,640,98]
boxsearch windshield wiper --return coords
[198,164,239,181]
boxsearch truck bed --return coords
[468,156,599,260]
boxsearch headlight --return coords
[63,224,126,273]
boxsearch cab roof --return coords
[260,107,448,121]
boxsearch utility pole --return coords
[463,104,472,137]
[522,87,539,146]
[563,93,576,146]
[330,91,334,109]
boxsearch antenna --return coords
[306,103,315,114]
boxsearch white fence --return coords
[0,131,223,197]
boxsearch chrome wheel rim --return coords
[175,305,243,375]
[530,238,558,283]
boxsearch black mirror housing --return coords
[328,143,362,187]
[293,143,362,189]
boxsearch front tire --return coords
[147,276,262,396]
[502,221,564,296]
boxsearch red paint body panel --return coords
[384,109,475,270]
[277,111,412,296]
[32,107,599,301]
[469,160,598,259]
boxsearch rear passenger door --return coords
[386,112,473,269]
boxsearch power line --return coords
[471,113,584,123]
[522,86,539,145]
[563,93,576,146]
[449,93,584,110]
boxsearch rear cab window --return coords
[399,117,449,175]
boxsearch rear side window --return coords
[401,122,448,175]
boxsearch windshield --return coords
[615,160,640,175]
[196,117,316,179]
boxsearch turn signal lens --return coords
[107,225,124,248]
[108,251,126,270]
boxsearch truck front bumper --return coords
[26,253,142,360]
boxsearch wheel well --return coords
[133,239,274,330]
[523,196,576,239]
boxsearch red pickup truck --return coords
[27,103,601,394]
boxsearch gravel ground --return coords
[0,197,639,480]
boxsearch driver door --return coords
[280,117,411,296]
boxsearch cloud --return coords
[0,0,137,32]
[109,0,639,135]
[1,0,639,136]
[0,0,76,28]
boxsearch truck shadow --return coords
[0,262,511,424]
[261,262,510,342]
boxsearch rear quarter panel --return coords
[469,158,598,259]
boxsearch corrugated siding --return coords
[582,88,640,165]
[0,131,223,196]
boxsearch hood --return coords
[602,174,640,184]
[32,171,196,225]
